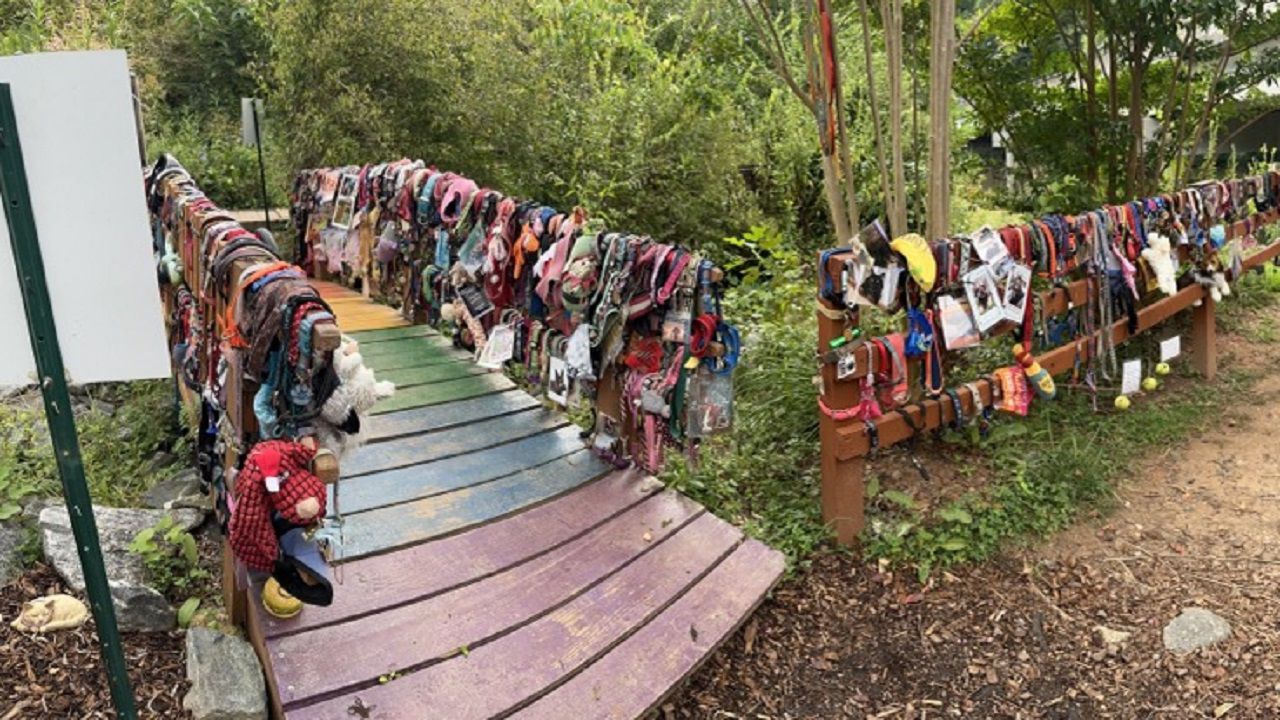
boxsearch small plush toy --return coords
[1140,232,1178,296]
[313,338,395,459]
[10,594,88,633]
[1012,343,1056,400]
[229,440,327,573]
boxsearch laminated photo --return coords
[1001,263,1032,323]
[963,265,1004,333]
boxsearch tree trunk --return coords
[1126,54,1146,197]
[1084,0,1099,189]
[858,0,893,235]
[926,0,956,241]
[1106,31,1120,202]
[880,0,908,238]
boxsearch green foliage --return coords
[0,456,39,521]
[148,113,286,209]
[662,229,827,567]
[862,367,1244,580]
[128,515,208,601]
[0,381,186,508]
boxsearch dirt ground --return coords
[672,306,1280,719]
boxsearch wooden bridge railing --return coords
[817,201,1280,546]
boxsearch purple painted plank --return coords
[272,490,705,707]
[515,540,785,720]
[364,390,542,442]
[258,470,655,638]
[287,514,743,720]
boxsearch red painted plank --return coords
[515,539,785,719]
[287,513,743,719]
[272,490,705,707]
[259,470,656,639]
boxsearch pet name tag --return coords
[265,475,281,493]
[457,283,495,320]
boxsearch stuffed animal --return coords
[10,594,88,633]
[229,440,327,573]
[312,339,395,459]
[1012,343,1056,400]
[1140,232,1178,296]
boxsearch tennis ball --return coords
[1142,377,1158,392]
[1114,395,1131,410]
[1155,362,1171,376]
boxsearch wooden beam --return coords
[820,209,1280,382]
[816,253,865,545]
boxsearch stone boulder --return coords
[183,628,268,720]
[39,505,202,632]
[1163,607,1232,653]
[142,468,210,512]
[0,523,26,586]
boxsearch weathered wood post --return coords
[816,252,865,546]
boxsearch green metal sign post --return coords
[0,83,138,719]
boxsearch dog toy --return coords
[1155,362,1171,376]
[1012,343,1055,400]
[313,338,395,459]
[1114,395,1131,410]
[890,233,937,292]
[1142,377,1159,391]
[229,440,327,573]
[1140,232,1178,296]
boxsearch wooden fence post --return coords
[1191,294,1217,381]
[816,252,865,546]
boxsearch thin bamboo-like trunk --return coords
[882,0,908,238]
[858,0,893,235]
[926,0,955,240]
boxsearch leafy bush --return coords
[128,515,208,601]
[148,113,287,209]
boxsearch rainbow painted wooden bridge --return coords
[241,281,785,719]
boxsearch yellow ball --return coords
[1142,377,1158,392]
[1155,362,1171,376]
[1114,395,1131,410]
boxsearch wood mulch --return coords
[0,564,188,719]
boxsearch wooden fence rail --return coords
[817,207,1280,546]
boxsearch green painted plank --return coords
[357,335,458,360]
[342,408,567,477]
[376,362,489,388]
[334,449,608,559]
[371,374,513,415]
[331,425,592,514]
[347,325,435,343]
[365,391,542,442]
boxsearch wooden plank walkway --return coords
[243,298,785,719]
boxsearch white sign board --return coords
[1160,336,1181,362]
[1121,360,1142,396]
[0,50,169,386]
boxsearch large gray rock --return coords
[0,523,26,586]
[183,628,268,720]
[1163,607,1232,653]
[142,468,209,512]
[39,505,202,632]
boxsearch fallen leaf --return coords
[743,619,758,655]
[1215,702,1235,717]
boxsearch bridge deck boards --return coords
[243,311,784,719]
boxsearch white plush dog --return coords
[314,338,395,459]
[1141,232,1178,296]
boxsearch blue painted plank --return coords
[341,408,567,477]
[330,425,590,515]
[364,390,542,442]
[333,449,608,559]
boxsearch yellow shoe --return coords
[262,578,303,620]
[890,233,937,292]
